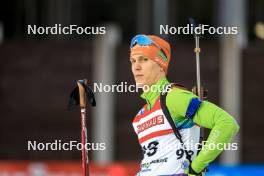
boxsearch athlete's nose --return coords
[134,60,142,71]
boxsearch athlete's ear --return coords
[160,67,165,73]
[160,66,164,72]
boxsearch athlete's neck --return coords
[141,77,170,110]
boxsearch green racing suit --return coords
[139,77,240,173]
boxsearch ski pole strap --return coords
[160,85,193,163]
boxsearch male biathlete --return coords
[130,35,239,176]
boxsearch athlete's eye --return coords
[130,59,135,63]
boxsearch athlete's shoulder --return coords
[164,84,199,118]
[166,84,196,98]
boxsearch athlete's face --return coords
[130,54,165,87]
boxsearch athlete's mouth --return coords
[135,74,143,78]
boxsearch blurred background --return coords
[0,0,264,175]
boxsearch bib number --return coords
[142,141,159,158]
[176,149,194,160]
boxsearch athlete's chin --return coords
[135,78,144,85]
[135,81,147,88]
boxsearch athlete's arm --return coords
[166,88,240,173]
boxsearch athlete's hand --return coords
[188,165,203,176]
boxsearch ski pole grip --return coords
[77,79,87,108]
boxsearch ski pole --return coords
[68,79,96,176]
